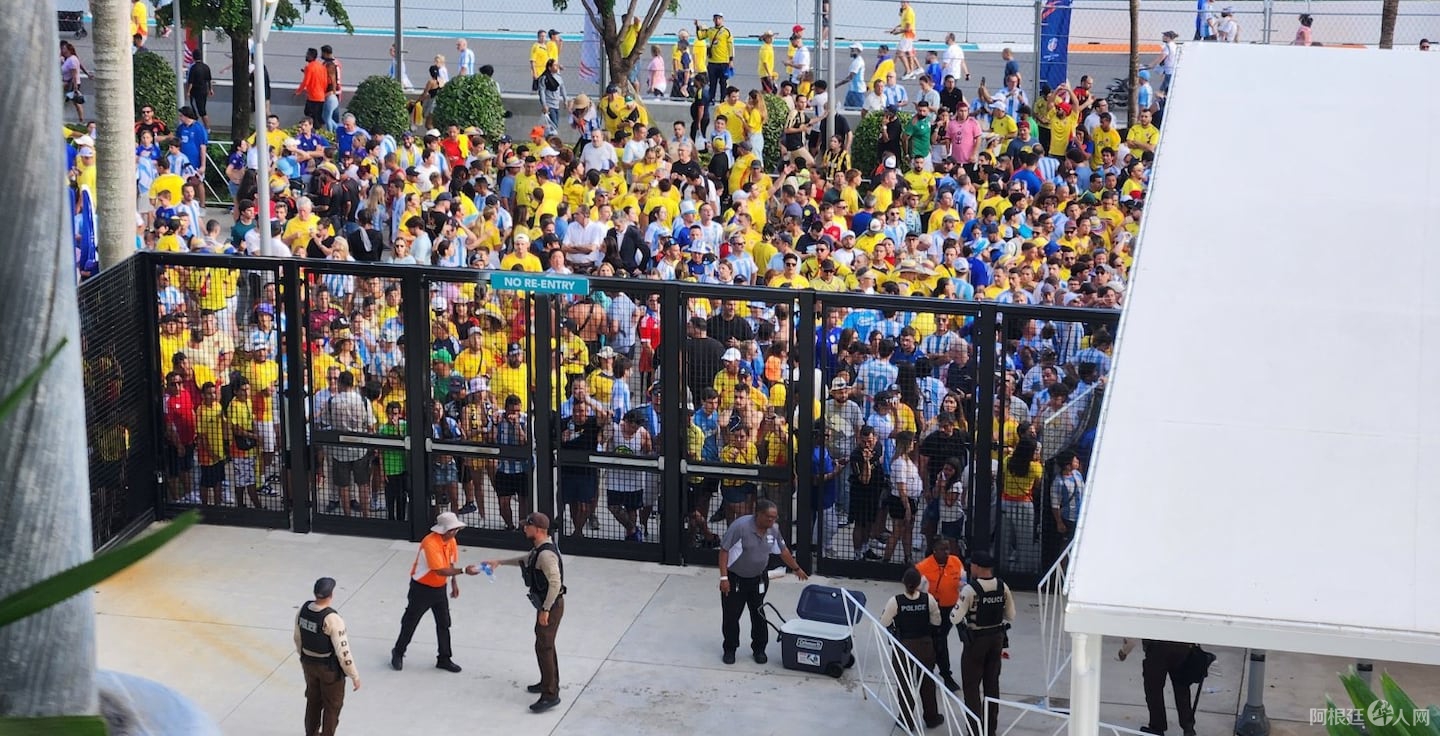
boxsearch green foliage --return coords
[133,51,178,130]
[158,0,351,37]
[1323,671,1440,736]
[431,74,505,139]
[851,109,911,179]
[761,94,788,173]
[347,76,409,137]
[0,716,107,735]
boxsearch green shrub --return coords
[133,51,178,130]
[761,94,788,172]
[851,109,910,178]
[346,75,410,137]
[431,74,505,139]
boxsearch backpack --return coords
[543,72,560,93]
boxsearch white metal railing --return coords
[842,589,983,735]
[985,697,1150,736]
[1037,541,1074,709]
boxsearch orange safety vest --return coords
[410,533,456,588]
[915,555,964,608]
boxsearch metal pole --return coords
[1235,649,1271,736]
[1032,0,1042,103]
[173,0,186,106]
[1356,661,1374,688]
[394,0,404,84]
[813,0,822,79]
[826,15,836,144]
[254,0,272,254]
[1066,633,1102,736]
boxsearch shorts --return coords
[721,482,756,505]
[687,478,718,514]
[232,455,257,487]
[560,470,597,504]
[607,489,644,511]
[898,37,915,53]
[200,461,227,487]
[939,519,965,540]
[331,454,372,486]
[189,94,208,118]
[431,460,459,486]
[257,422,277,453]
[164,443,194,476]
[494,471,527,497]
[849,490,878,526]
[885,494,916,520]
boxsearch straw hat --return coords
[569,93,592,110]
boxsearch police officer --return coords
[1119,638,1199,736]
[717,498,809,665]
[294,577,360,736]
[486,512,567,713]
[879,566,945,730]
[953,551,1014,736]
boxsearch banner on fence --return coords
[579,0,601,84]
[1039,0,1073,92]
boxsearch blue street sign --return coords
[490,272,591,296]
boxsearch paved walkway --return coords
[95,524,1440,734]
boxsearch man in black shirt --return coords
[706,300,754,349]
[185,48,214,128]
[685,317,725,405]
[939,75,965,115]
[877,106,904,166]
[347,209,385,262]
[918,411,969,492]
[847,426,887,560]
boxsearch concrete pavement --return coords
[94,523,1440,734]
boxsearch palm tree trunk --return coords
[0,0,99,718]
[1128,0,1141,115]
[1379,0,1399,49]
[93,0,138,269]
[231,33,254,139]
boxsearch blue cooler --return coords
[764,584,867,678]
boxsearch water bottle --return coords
[480,562,495,582]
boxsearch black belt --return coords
[969,626,1005,636]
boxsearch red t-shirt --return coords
[164,391,197,445]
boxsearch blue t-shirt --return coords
[176,121,209,172]
[812,448,837,509]
[335,126,369,157]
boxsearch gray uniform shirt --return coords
[720,515,787,578]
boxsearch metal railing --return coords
[985,696,1151,736]
[1036,541,1073,709]
[842,588,984,735]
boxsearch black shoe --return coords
[390,649,403,671]
[436,659,462,673]
[457,502,478,515]
[349,500,361,513]
[722,650,736,665]
[529,696,561,712]
[1182,730,1196,736]
[942,675,960,692]
[862,550,883,561]
[1139,728,1163,735]
[753,650,768,664]
[326,500,340,513]
[526,682,543,694]
[924,714,945,729]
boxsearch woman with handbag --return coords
[60,41,89,123]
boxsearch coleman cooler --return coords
[764,584,867,678]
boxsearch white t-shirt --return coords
[943,43,966,79]
[563,220,608,267]
[891,456,922,499]
[847,57,866,94]
[581,142,618,172]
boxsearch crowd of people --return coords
[72,9,1147,570]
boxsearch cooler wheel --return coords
[845,654,856,668]
[825,662,844,678]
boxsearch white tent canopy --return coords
[1064,41,1440,734]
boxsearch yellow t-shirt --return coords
[226,399,257,459]
[768,273,810,289]
[1091,126,1121,167]
[546,40,560,63]
[692,39,709,73]
[870,57,896,87]
[699,26,734,63]
[899,6,917,38]
[719,442,757,484]
[491,363,529,411]
[903,171,936,203]
[131,0,148,37]
[1127,124,1160,150]
[1048,109,1079,158]
[453,347,494,379]
[714,101,746,132]
[537,180,564,219]
[242,360,280,422]
[620,24,640,58]
[758,42,775,77]
[513,172,537,212]
[154,234,183,253]
[872,184,895,214]
[195,403,226,465]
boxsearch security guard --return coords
[294,577,360,736]
[953,551,1014,736]
[915,537,964,691]
[390,512,480,673]
[879,567,944,731]
[717,498,809,665]
[486,512,567,713]
[1119,638,1199,736]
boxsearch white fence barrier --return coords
[985,696,1150,736]
[1037,542,1074,709]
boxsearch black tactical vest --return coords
[297,604,336,664]
[521,541,567,609]
[967,579,1007,629]
[892,593,933,639]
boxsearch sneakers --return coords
[626,528,646,543]
[348,500,361,513]
[862,550,883,561]
[588,515,600,531]
[722,650,736,665]
[436,659,462,673]
[526,682,543,694]
[390,649,403,671]
[325,500,340,513]
[370,498,384,512]
[457,502,478,515]
[529,696,561,712]
[924,714,946,729]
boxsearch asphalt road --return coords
[66,27,1137,133]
